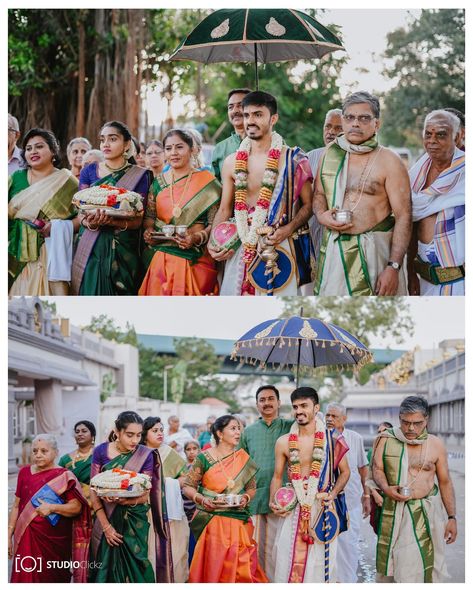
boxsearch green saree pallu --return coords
[72,165,149,295]
[89,452,154,583]
[58,453,93,501]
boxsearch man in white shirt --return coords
[325,402,371,583]
[165,415,192,458]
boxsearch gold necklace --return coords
[215,449,236,488]
[72,446,93,469]
[169,169,194,218]
[104,159,129,173]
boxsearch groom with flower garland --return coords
[208,91,314,295]
[269,387,350,583]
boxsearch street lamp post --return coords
[163,364,175,403]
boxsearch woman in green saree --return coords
[71,120,152,295]
[58,420,95,504]
[182,415,268,583]
[8,128,79,295]
[89,411,172,583]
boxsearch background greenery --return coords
[8,8,464,159]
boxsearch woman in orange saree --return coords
[139,129,220,296]
[182,415,268,583]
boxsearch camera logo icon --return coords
[14,555,43,574]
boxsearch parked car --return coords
[345,421,379,453]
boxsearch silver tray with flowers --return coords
[90,468,152,498]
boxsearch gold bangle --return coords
[95,506,104,514]
[103,523,112,533]
[85,219,99,232]
[363,494,371,498]
[242,493,251,504]
[118,220,128,232]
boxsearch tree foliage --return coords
[83,314,138,346]
[9,8,346,156]
[82,315,240,410]
[380,9,465,149]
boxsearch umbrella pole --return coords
[254,43,259,90]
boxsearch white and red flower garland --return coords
[234,132,283,266]
[288,417,326,543]
[73,184,143,212]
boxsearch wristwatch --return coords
[387,260,401,270]
[447,515,456,520]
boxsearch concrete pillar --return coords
[34,379,63,436]
[8,372,18,474]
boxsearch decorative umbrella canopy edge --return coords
[231,316,373,377]
[170,8,344,65]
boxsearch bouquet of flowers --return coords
[73,184,144,217]
[90,468,152,497]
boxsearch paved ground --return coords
[8,468,464,583]
[357,468,465,582]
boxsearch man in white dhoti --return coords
[407,110,465,295]
[313,91,412,295]
[208,91,314,296]
[372,395,457,582]
[325,402,371,582]
[269,387,350,583]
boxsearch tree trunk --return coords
[76,11,86,137]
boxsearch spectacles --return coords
[343,114,376,124]
[8,127,18,133]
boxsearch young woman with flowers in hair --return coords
[71,120,152,295]
[89,411,172,583]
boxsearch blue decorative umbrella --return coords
[231,315,373,384]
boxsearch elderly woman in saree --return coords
[58,420,96,503]
[142,416,190,582]
[182,415,268,583]
[67,136,92,179]
[88,411,172,583]
[139,129,221,296]
[8,434,90,583]
[71,120,151,295]
[8,128,79,295]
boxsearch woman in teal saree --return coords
[58,420,95,503]
[89,411,173,583]
[71,120,151,295]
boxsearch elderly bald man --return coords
[407,109,465,295]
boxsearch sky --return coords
[45,296,464,352]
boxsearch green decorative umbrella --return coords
[170,9,344,89]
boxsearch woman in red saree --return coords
[139,129,221,296]
[182,415,268,583]
[8,434,90,583]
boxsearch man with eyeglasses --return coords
[211,88,252,183]
[407,109,465,296]
[372,395,456,582]
[313,91,411,296]
[8,113,26,175]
